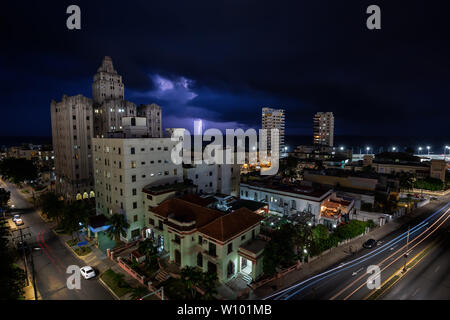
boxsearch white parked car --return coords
[14,218,24,226]
[12,214,20,222]
[80,266,96,280]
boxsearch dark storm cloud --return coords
[0,0,449,137]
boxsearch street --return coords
[266,197,450,300]
[1,178,114,300]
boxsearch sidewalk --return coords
[56,231,144,300]
[251,199,448,299]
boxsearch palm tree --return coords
[138,238,158,269]
[181,266,203,299]
[200,271,218,300]
[130,285,149,300]
[106,213,130,244]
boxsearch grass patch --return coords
[158,277,199,300]
[74,246,92,256]
[100,269,133,298]
[66,239,78,247]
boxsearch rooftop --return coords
[142,182,194,196]
[239,239,267,255]
[198,208,264,242]
[229,199,267,212]
[152,198,223,230]
[242,180,331,199]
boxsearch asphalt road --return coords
[266,196,450,300]
[381,224,450,300]
[1,178,114,300]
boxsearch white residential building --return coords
[262,107,285,155]
[313,112,334,147]
[93,137,183,241]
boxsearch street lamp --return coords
[366,147,370,154]
[392,147,396,152]
[427,146,430,155]
[340,146,344,151]
[418,147,422,155]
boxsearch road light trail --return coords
[36,230,64,274]
[264,202,450,300]
[339,209,450,300]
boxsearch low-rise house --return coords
[145,198,265,283]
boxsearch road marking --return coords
[352,267,364,276]
[412,287,420,297]
[434,265,440,273]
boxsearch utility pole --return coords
[12,227,32,286]
[403,226,410,272]
[29,248,38,300]
[19,228,29,286]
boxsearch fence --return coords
[107,240,139,261]
[251,261,301,290]
[117,256,146,285]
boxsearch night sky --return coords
[1,0,449,138]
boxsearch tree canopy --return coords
[0,158,38,184]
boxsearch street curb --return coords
[98,276,121,300]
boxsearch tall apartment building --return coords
[92,56,124,105]
[313,112,334,147]
[137,103,162,138]
[50,94,95,200]
[93,99,137,137]
[93,137,183,241]
[262,107,285,154]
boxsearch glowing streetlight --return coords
[418,147,422,155]
[392,147,396,152]
[340,146,344,151]
[427,146,431,155]
[366,147,371,154]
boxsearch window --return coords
[227,243,233,254]
[198,236,203,245]
[131,229,140,238]
[147,194,153,200]
[133,215,138,222]
[133,202,137,209]
[241,234,246,241]
[132,188,137,196]
[149,218,155,226]
[208,242,216,257]
[164,171,169,176]
[131,175,136,182]
[174,234,181,244]
[197,253,203,267]
[158,220,163,230]
[130,147,135,154]
[131,161,136,168]
[119,175,122,182]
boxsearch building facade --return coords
[313,112,334,147]
[262,107,285,154]
[50,94,95,200]
[137,103,163,138]
[93,137,183,241]
[146,198,265,283]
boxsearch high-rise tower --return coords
[313,112,334,147]
[262,107,285,154]
[92,56,124,105]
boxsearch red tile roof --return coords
[152,198,222,229]
[198,208,264,242]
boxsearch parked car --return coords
[12,214,21,222]
[80,266,96,280]
[14,218,24,226]
[363,239,377,249]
